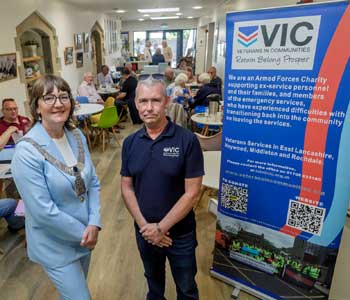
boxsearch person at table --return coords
[121,76,204,300]
[186,66,196,84]
[0,98,31,145]
[97,65,114,87]
[143,40,152,63]
[164,67,174,88]
[0,198,25,233]
[12,74,101,300]
[115,68,142,124]
[189,73,221,110]
[207,66,222,91]
[117,63,137,89]
[78,72,104,104]
[162,40,173,65]
[170,73,192,108]
[152,48,165,65]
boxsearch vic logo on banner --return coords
[237,26,259,47]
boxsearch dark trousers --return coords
[136,230,199,300]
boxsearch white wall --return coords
[0,0,119,115]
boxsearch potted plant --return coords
[23,40,40,57]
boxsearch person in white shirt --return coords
[143,40,152,63]
[77,72,104,104]
[162,40,173,65]
[97,65,114,87]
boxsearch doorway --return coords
[16,11,58,112]
[91,22,104,75]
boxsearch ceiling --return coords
[62,0,225,21]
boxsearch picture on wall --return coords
[83,33,90,53]
[64,47,73,65]
[74,33,83,50]
[0,53,17,82]
[76,52,83,68]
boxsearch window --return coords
[132,29,197,66]
[133,32,146,56]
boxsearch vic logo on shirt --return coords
[163,147,180,157]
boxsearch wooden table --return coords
[191,112,223,136]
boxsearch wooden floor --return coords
[0,122,257,300]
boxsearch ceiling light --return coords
[143,14,150,17]
[150,16,180,20]
[138,8,179,13]
[175,13,183,16]
[115,9,126,13]
[192,6,203,10]
[187,16,194,19]
[138,18,144,21]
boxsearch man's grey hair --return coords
[83,72,93,79]
[135,77,167,100]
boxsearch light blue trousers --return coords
[43,254,91,300]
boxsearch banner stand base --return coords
[210,269,277,300]
[231,287,241,299]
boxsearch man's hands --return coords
[140,223,172,248]
[81,225,99,250]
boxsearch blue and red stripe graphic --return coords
[237,26,259,47]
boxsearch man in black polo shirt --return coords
[121,77,204,300]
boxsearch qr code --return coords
[286,200,325,236]
[220,183,248,213]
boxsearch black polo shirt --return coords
[120,119,204,237]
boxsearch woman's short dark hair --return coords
[121,67,131,76]
[30,74,76,130]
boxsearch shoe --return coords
[7,224,25,233]
[115,124,125,129]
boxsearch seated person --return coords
[115,68,142,124]
[170,73,192,109]
[177,58,188,70]
[208,66,222,90]
[152,48,165,65]
[189,73,221,110]
[186,66,196,83]
[97,65,114,87]
[0,198,25,233]
[164,67,175,87]
[117,63,137,89]
[0,98,31,145]
[77,72,104,104]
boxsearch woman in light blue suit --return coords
[12,75,101,300]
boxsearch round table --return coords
[74,103,104,116]
[191,112,223,136]
[97,88,119,100]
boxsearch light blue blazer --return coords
[11,123,101,268]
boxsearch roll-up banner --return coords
[212,1,350,299]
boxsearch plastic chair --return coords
[76,96,89,103]
[90,106,120,152]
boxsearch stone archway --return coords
[15,11,59,111]
[91,21,105,75]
